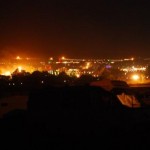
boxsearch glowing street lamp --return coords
[132,74,140,81]
[16,56,21,60]
[50,57,53,60]
[61,56,65,60]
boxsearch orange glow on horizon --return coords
[2,71,11,76]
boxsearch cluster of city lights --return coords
[0,56,150,84]
[121,66,146,72]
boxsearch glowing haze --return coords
[0,0,150,59]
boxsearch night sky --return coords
[0,0,150,59]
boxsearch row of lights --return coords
[8,79,77,85]
[8,82,23,86]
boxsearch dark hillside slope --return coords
[1,85,150,149]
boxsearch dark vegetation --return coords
[0,71,150,149]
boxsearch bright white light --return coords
[132,74,140,80]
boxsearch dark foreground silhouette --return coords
[1,85,150,149]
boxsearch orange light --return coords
[76,74,80,78]
[18,66,22,72]
[50,57,53,60]
[3,71,11,76]
[61,56,65,60]
[16,56,21,60]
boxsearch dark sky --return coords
[0,0,150,59]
